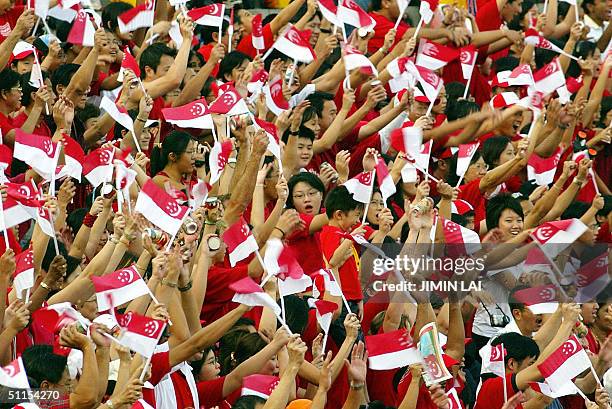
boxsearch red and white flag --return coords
[190,179,211,209]
[209,140,233,184]
[576,252,610,303]
[91,265,150,312]
[247,69,269,94]
[254,118,281,160]
[366,329,422,370]
[507,63,534,86]
[375,158,396,203]
[100,97,135,137]
[390,126,423,160]
[209,86,250,116]
[419,0,439,23]
[480,343,506,378]
[132,400,155,409]
[0,358,30,389]
[446,388,462,409]
[343,44,378,76]
[529,381,578,398]
[513,285,558,314]
[117,47,141,82]
[263,240,311,295]
[116,311,166,358]
[490,92,520,109]
[223,217,259,267]
[118,0,155,33]
[343,171,374,203]
[0,182,41,230]
[5,180,43,214]
[317,0,340,26]
[264,76,290,115]
[241,374,280,399]
[0,143,12,180]
[13,248,34,300]
[230,277,281,315]
[271,26,316,63]
[188,3,225,27]
[451,199,474,215]
[12,403,42,409]
[13,130,60,180]
[36,205,56,238]
[135,180,189,236]
[55,135,85,182]
[163,98,213,129]
[459,45,477,80]
[31,302,90,337]
[439,216,481,256]
[416,39,460,71]
[313,299,338,334]
[252,14,265,50]
[67,9,95,46]
[530,218,587,259]
[537,335,591,391]
[455,142,479,179]
[83,147,114,188]
[527,148,562,186]
[312,268,343,298]
[533,58,565,96]
[414,66,443,102]
[337,0,376,31]
[525,29,569,56]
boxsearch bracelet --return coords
[256,183,265,187]
[161,279,178,288]
[558,123,569,130]
[109,236,119,244]
[106,400,114,409]
[178,280,193,292]
[289,129,300,135]
[136,117,147,122]
[40,281,51,291]
[380,48,388,54]
[350,381,364,390]
[274,226,286,237]
[119,237,131,247]
[204,220,217,226]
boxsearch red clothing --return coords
[197,376,231,409]
[196,43,220,77]
[142,351,172,407]
[170,370,196,409]
[236,24,274,59]
[458,178,486,228]
[475,1,508,61]
[0,111,15,138]
[201,263,250,323]
[474,374,523,409]
[367,12,410,55]
[285,213,325,275]
[585,327,601,354]
[442,58,492,108]
[0,5,24,41]
[10,111,52,137]
[320,225,362,301]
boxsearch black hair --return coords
[112,108,139,140]
[493,56,520,74]
[599,96,612,127]
[50,64,80,94]
[102,2,133,32]
[139,43,178,80]
[263,49,291,71]
[283,295,309,333]
[518,180,538,198]
[301,106,319,127]
[66,208,88,236]
[76,103,101,125]
[369,0,383,12]
[150,131,193,176]
[217,51,251,82]
[482,136,512,168]
[232,396,266,409]
[21,345,68,385]
[262,14,276,26]
[507,0,534,30]
[47,18,72,42]
[567,41,598,77]
[445,149,482,187]
[189,49,206,68]
[0,69,22,97]
[230,333,268,370]
[491,332,540,366]
[307,91,335,118]
[561,201,592,220]
[43,240,68,273]
[451,213,468,227]
[287,172,326,209]
[535,45,561,69]
[508,285,531,313]
[486,194,524,231]
[324,186,363,218]
[201,77,217,100]
[219,327,251,375]
[282,125,316,144]
[199,19,229,44]
[20,71,50,107]
[444,82,467,103]
[190,346,214,379]
[596,195,612,219]
[581,0,597,14]
[446,99,479,121]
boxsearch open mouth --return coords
[509,229,521,236]
[304,204,314,213]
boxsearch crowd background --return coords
[0,0,610,407]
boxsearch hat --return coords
[413,87,430,103]
[490,92,520,109]
[491,70,511,88]
[286,399,313,409]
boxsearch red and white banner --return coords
[343,171,374,203]
[390,126,423,160]
[252,14,265,50]
[83,147,114,188]
[375,157,396,203]
[0,358,30,389]
[13,130,60,180]
[209,140,233,184]
[209,86,250,116]
[134,180,189,236]
[13,248,34,299]
[459,45,477,81]
[513,285,558,314]
[416,39,460,71]
[67,9,95,46]
[337,0,376,31]
[527,148,562,186]
[241,374,280,399]
[118,0,155,33]
[366,329,422,370]
[230,277,281,315]
[188,3,225,27]
[223,217,259,267]
[264,76,290,115]
[272,26,316,63]
[528,381,578,398]
[455,142,479,179]
[414,66,443,103]
[507,63,534,87]
[533,58,565,96]
[162,98,213,129]
[312,268,343,298]
[490,92,520,109]
[116,311,166,358]
[537,335,591,391]
[55,135,85,182]
[343,43,378,76]
[91,265,150,312]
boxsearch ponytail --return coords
[149,131,192,176]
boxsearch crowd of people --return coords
[0,0,610,407]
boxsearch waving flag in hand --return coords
[230,277,281,315]
[375,158,396,203]
[92,265,150,312]
[209,140,233,184]
[366,329,421,370]
[263,76,290,115]
[13,130,60,180]
[118,47,141,82]
[209,86,250,116]
[116,312,166,358]
[416,39,460,71]
[537,335,591,391]
[343,171,374,203]
[513,285,559,314]
[188,3,225,27]
[0,358,30,389]
[533,58,565,95]
[459,45,478,80]
[13,248,34,300]
[163,98,214,129]
[118,0,155,33]
[252,14,265,50]
[223,217,259,266]
[337,0,376,31]
[83,147,114,188]
[134,180,189,236]
[270,26,316,63]
[317,0,340,26]
[67,9,96,46]
[419,0,439,23]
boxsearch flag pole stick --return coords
[411,162,439,183]
[502,343,508,404]
[25,287,30,304]
[589,364,603,387]
[0,193,10,250]
[165,212,190,251]
[287,58,297,89]
[49,144,61,197]
[361,169,376,224]
[32,17,40,37]
[543,0,548,13]
[322,331,328,353]
[341,24,348,43]
[575,4,579,24]
[261,46,275,61]
[280,290,286,323]
[394,7,405,29]
[411,17,424,40]
[462,52,478,99]
[529,236,570,299]
[48,211,60,256]
[140,355,153,382]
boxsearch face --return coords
[305,16,321,47]
[262,355,279,375]
[198,350,220,381]
[228,59,249,82]
[384,0,401,19]
[367,192,385,225]
[237,9,254,34]
[150,55,175,80]
[587,0,609,20]
[2,84,22,111]
[509,356,536,373]
[296,137,314,168]
[319,100,337,131]
[497,208,524,240]
[335,208,362,232]
[0,0,13,14]
[174,141,195,175]
[464,157,488,183]
[16,55,34,74]
[291,181,322,215]
[515,307,542,333]
[74,86,90,110]
[42,368,71,395]
[594,303,612,332]
[501,0,523,23]
[498,110,522,134]
[432,87,447,115]
[409,100,429,121]
[581,302,599,325]
[140,125,157,148]
[302,114,321,136]
[497,142,516,166]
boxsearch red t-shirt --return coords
[0,5,24,41]
[142,351,172,407]
[170,370,196,409]
[458,178,486,227]
[474,374,523,409]
[196,43,220,77]
[10,111,52,137]
[0,111,15,140]
[201,263,250,323]
[367,12,410,55]
[197,376,231,409]
[475,1,508,61]
[285,213,325,275]
[236,24,274,59]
